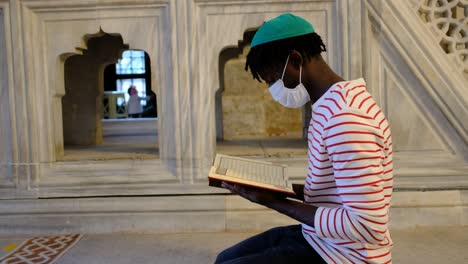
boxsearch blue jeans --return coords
[215,225,326,264]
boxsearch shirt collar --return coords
[311,78,366,110]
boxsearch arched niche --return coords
[59,29,159,161]
[216,29,309,156]
[61,29,129,147]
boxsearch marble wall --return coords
[365,0,467,164]
[0,0,466,199]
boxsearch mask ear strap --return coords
[281,55,290,79]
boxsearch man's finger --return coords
[221,181,236,192]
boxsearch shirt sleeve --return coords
[314,107,390,245]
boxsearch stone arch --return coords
[61,29,129,147]
[216,28,311,143]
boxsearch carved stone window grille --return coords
[418,0,468,73]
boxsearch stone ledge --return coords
[30,156,468,199]
[102,118,158,137]
[0,190,466,235]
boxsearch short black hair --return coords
[245,32,326,82]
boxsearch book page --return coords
[211,154,290,189]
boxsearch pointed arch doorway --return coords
[60,29,159,161]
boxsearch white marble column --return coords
[0,6,14,189]
[0,0,38,198]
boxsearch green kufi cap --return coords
[251,13,315,48]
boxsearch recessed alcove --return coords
[215,29,310,157]
[59,30,159,161]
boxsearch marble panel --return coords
[0,212,226,235]
[391,190,462,208]
[382,62,446,152]
[0,196,225,213]
[394,174,468,190]
[365,0,468,161]
[18,1,170,164]
[192,1,338,178]
[39,160,175,187]
[389,190,467,229]
[364,0,468,176]
[0,7,13,170]
[0,195,226,234]
[389,207,464,229]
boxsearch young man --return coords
[215,13,393,264]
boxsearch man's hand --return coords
[221,182,285,206]
[291,184,305,201]
[221,181,317,227]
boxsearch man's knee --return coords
[214,247,232,264]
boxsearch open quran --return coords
[208,154,295,195]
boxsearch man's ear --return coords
[289,50,304,71]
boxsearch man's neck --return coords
[306,66,344,102]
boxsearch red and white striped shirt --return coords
[302,78,393,264]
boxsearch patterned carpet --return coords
[0,234,82,264]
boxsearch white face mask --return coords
[268,55,311,108]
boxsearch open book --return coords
[208,154,295,195]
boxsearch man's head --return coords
[245,13,327,89]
